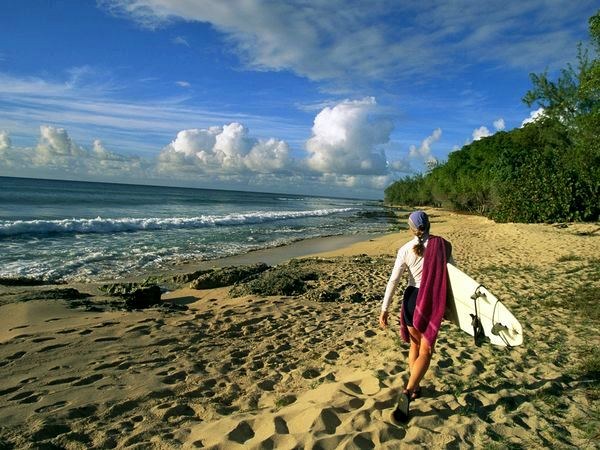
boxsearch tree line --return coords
[385,11,599,223]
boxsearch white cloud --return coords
[100,0,592,83]
[172,36,190,47]
[472,126,491,141]
[521,107,546,126]
[175,80,191,88]
[388,158,411,172]
[0,130,10,151]
[0,97,405,197]
[0,72,306,157]
[157,122,292,175]
[245,138,291,173]
[493,118,505,131]
[409,128,442,160]
[305,97,391,175]
[0,126,147,178]
[34,125,87,168]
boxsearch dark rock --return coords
[309,289,341,302]
[99,282,150,296]
[348,291,365,303]
[190,263,270,289]
[122,285,162,309]
[14,288,89,302]
[230,265,318,297]
[0,276,63,286]
[98,282,163,309]
[170,269,214,285]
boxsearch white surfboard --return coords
[445,263,523,347]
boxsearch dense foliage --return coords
[385,12,600,223]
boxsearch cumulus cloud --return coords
[157,122,292,175]
[409,128,442,160]
[0,131,16,168]
[0,130,11,151]
[0,126,146,178]
[521,107,546,126]
[388,159,411,172]
[1,97,403,196]
[472,126,492,141]
[305,97,391,175]
[33,125,87,168]
[493,118,505,131]
[91,139,145,174]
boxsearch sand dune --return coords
[1,209,598,449]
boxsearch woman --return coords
[379,210,452,423]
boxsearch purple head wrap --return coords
[408,210,430,233]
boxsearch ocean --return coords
[0,177,393,282]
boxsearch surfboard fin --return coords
[470,314,486,346]
[491,323,509,336]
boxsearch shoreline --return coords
[143,231,392,283]
[1,208,598,449]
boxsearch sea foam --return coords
[0,208,354,238]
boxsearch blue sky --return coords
[0,1,597,198]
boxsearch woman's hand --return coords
[379,310,389,329]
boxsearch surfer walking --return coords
[379,210,452,423]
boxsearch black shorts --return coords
[402,286,419,327]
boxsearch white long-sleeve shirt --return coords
[381,236,454,312]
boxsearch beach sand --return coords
[1,209,598,449]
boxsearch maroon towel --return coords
[400,236,449,347]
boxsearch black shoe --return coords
[392,391,410,423]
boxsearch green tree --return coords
[384,11,599,222]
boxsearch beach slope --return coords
[1,210,598,449]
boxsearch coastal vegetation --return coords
[385,11,599,223]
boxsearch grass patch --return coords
[572,402,600,445]
[568,283,600,322]
[573,346,600,387]
[557,254,584,262]
[275,394,297,409]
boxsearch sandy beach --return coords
[1,209,599,449]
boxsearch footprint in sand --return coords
[228,420,255,444]
[66,404,98,419]
[7,350,26,360]
[160,370,187,385]
[10,390,42,404]
[93,336,120,343]
[161,403,198,423]
[92,360,123,370]
[301,368,322,379]
[56,328,78,334]
[46,377,80,386]
[105,399,140,419]
[92,321,120,328]
[324,351,340,361]
[34,401,68,413]
[0,385,21,396]
[31,337,55,343]
[38,343,68,353]
[125,325,151,334]
[71,374,104,386]
[30,421,71,441]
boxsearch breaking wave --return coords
[0,208,355,238]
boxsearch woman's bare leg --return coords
[406,327,432,392]
[408,335,420,373]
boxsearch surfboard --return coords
[445,263,523,347]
